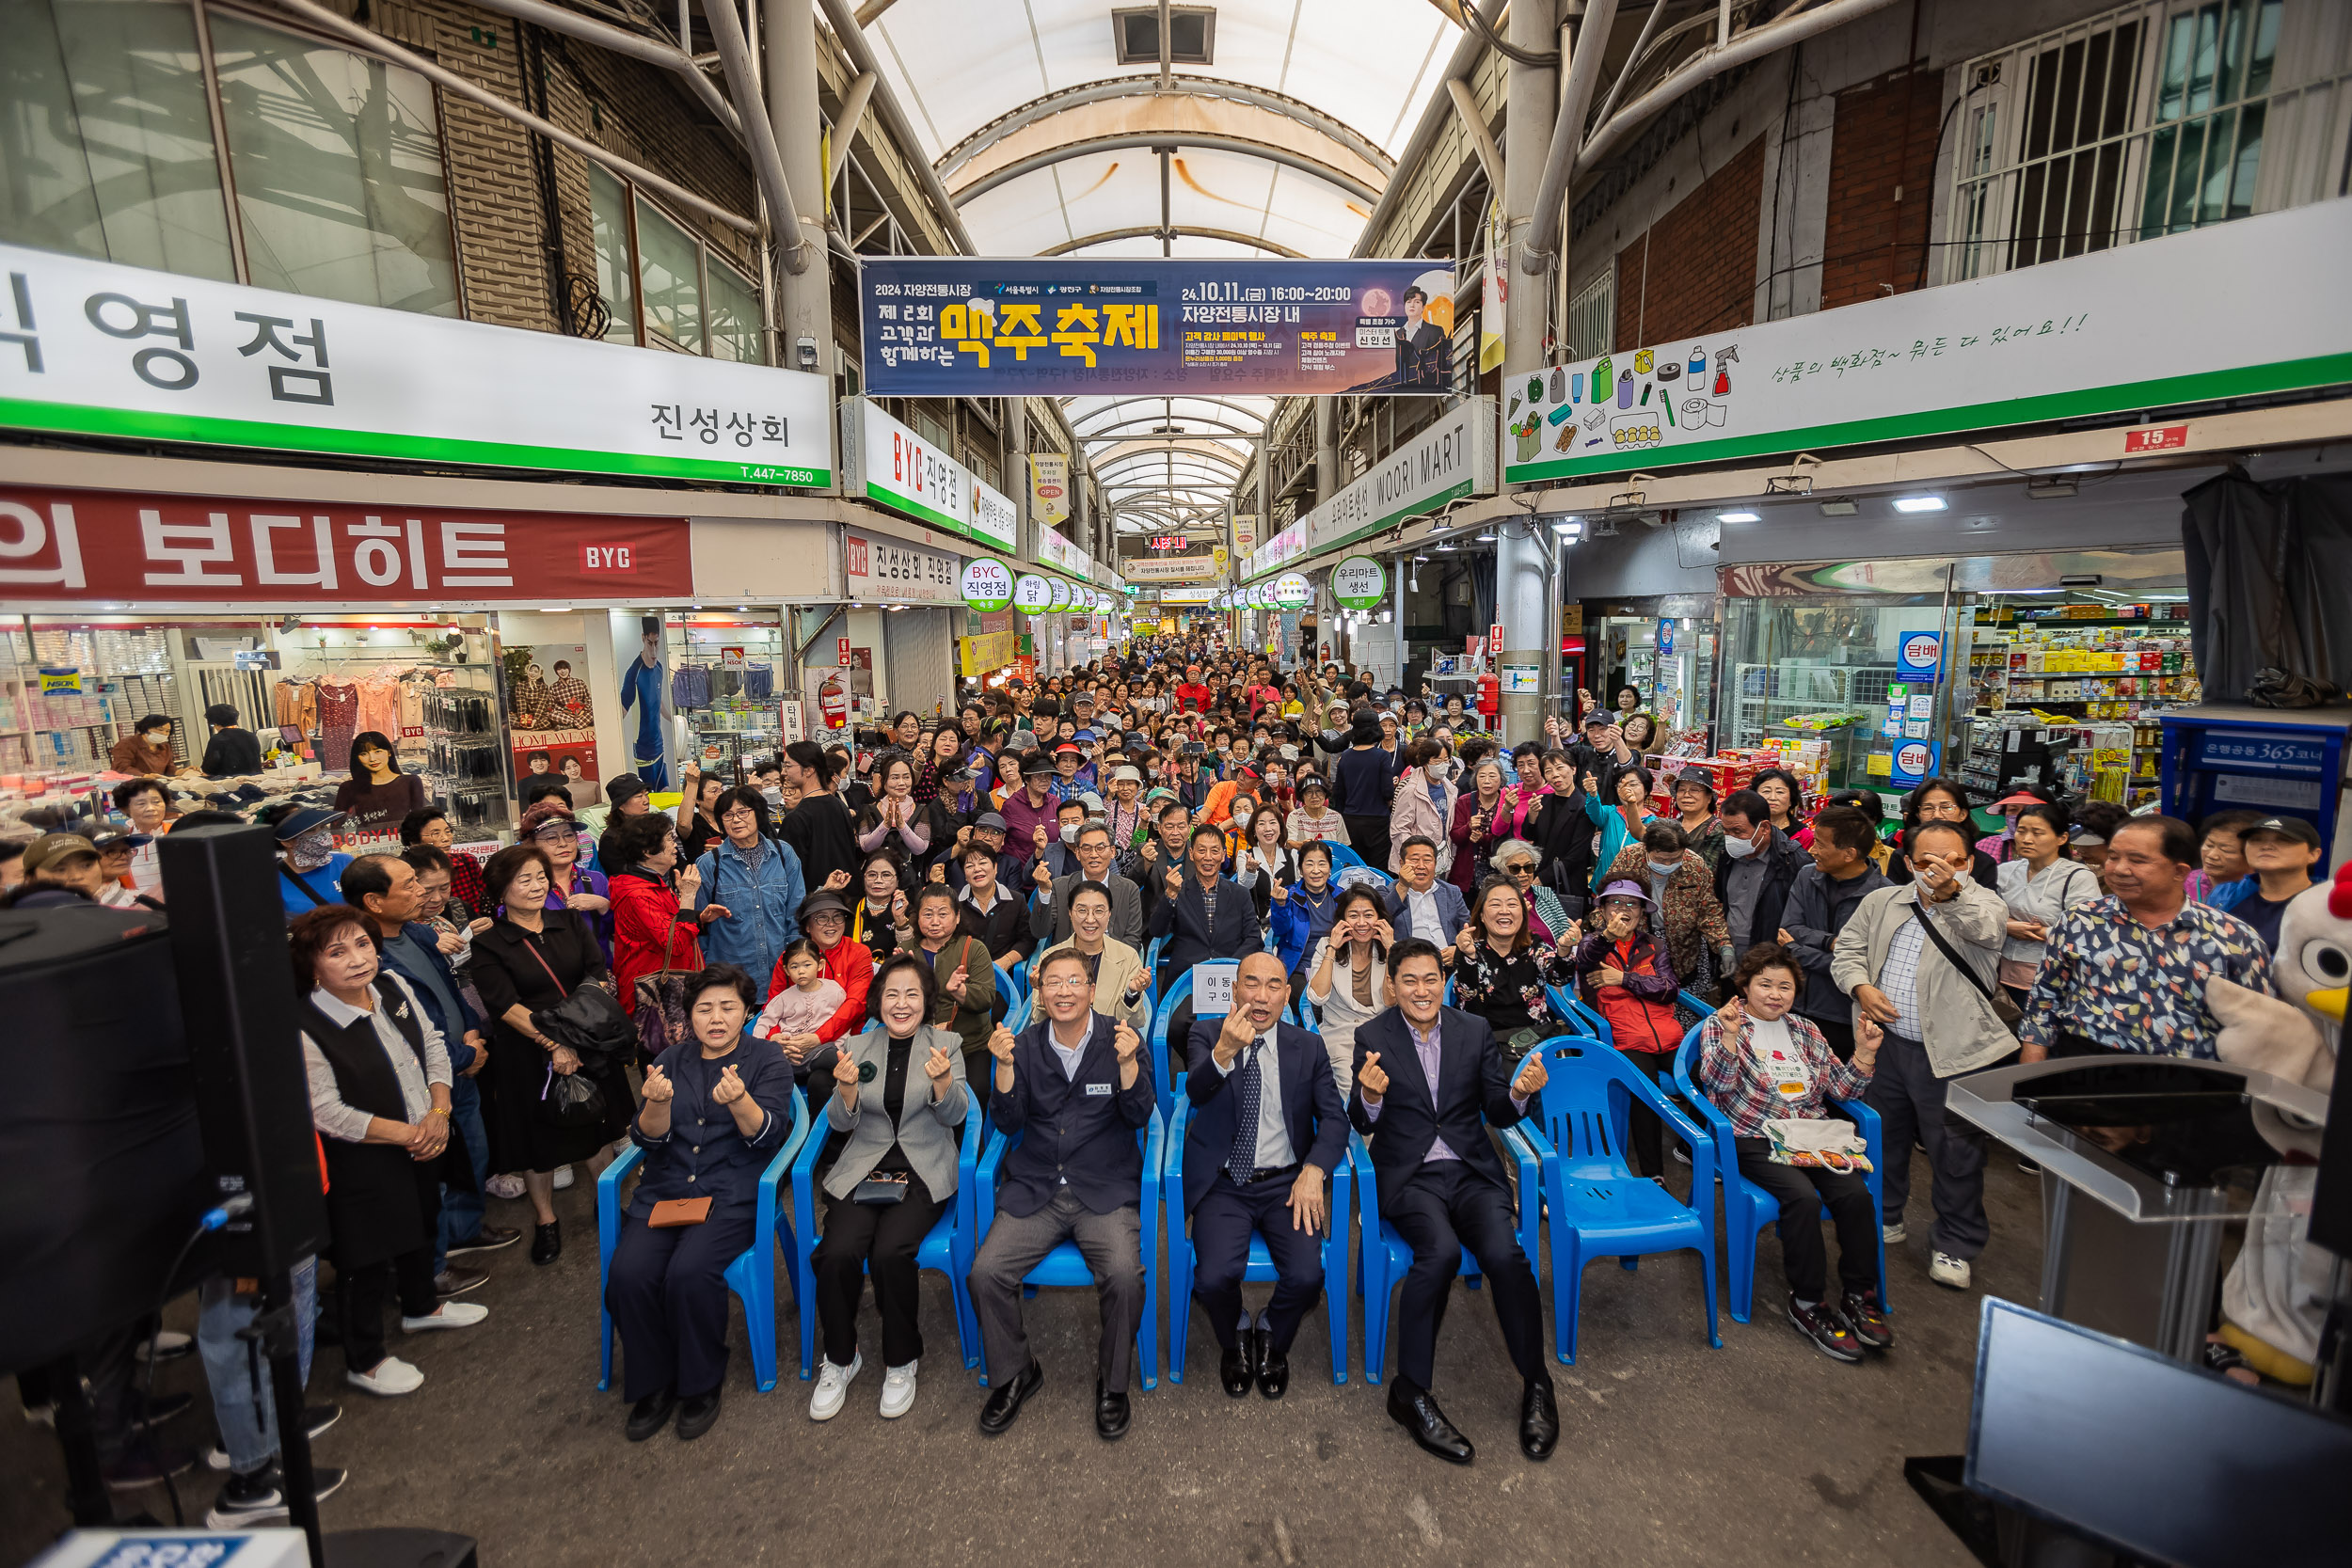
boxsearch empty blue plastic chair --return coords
[1163,1087,1351,1386]
[789,1081,985,1379]
[1351,1131,1540,1386]
[994,959,1025,1012]
[1515,1037,1723,1362]
[596,1087,812,1394]
[972,1107,1166,1389]
[1672,1020,1888,1323]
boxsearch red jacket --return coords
[609,867,702,1014]
[1571,929,1682,1053]
[768,937,871,1043]
[1174,682,1212,713]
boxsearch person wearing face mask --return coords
[1030,819,1142,948]
[1710,789,1804,980]
[1387,739,1458,880]
[108,712,183,777]
[270,804,357,920]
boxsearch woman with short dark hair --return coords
[469,843,628,1263]
[1450,877,1571,1058]
[607,811,704,1024]
[608,963,795,1442]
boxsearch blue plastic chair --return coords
[1350,1131,1540,1386]
[597,1087,813,1395]
[1673,1021,1889,1323]
[789,1081,986,1379]
[994,959,1025,1011]
[1515,1037,1724,1362]
[972,1107,1166,1389]
[1163,1085,1351,1386]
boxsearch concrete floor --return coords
[6,1155,2042,1568]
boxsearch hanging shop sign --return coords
[844,529,963,606]
[0,483,692,606]
[0,242,831,488]
[1012,573,1053,611]
[1120,554,1220,582]
[1035,526,1092,578]
[1330,554,1387,610]
[959,629,1018,676]
[839,399,1019,551]
[1244,522,1309,578]
[858,258,1459,397]
[960,557,1014,612]
[1257,397,1494,574]
[1230,513,1259,559]
[1028,452,1070,527]
[1046,579,1072,611]
[1274,572,1311,609]
[1502,198,2352,485]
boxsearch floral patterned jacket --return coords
[1601,845,1731,988]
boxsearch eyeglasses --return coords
[1040,975,1091,993]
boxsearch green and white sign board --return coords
[1013,573,1053,611]
[1274,572,1311,608]
[0,241,833,486]
[961,558,1013,611]
[844,398,1019,551]
[1281,395,1493,568]
[1330,554,1387,610]
[1502,199,2352,484]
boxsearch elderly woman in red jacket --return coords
[762,886,868,1078]
[606,811,704,1016]
[1570,879,1684,1178]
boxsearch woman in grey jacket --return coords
[807,953,969,1422]
[1830,820,2014,1294]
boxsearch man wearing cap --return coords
[86,831,151,909]
[270,805,355,920]
[946,811,1019,894]
[1174,664,1213,716]
[2230,816,2324,956]
[20,833,110,905]
[1031,820,1142,949]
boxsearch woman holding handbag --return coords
[607,812,705,1023]
[806,954,968,1423]
[608,962,796,1443]
[472,842,631,1264]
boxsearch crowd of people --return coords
[15,630,2323,1516]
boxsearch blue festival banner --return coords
[858,258,1458,397]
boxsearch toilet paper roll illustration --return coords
[1681,398,1728,428]
[1610,410,1663,449]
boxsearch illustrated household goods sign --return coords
[1502,198,2352,484]
[0,242,833,487]
[859,259,1457,397]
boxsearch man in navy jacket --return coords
[1351,940,1556,1466]
[969,948,1155,1443]
[1184,951,1346,1401]
[1147,821,1263,1077]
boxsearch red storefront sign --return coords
[0,485,692,602]
[2122,423,2189,453]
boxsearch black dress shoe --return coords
[675,1387,722,1440]
[625,1387,677,1442]
[529,1221,562,1266]
[1095,1379,1130,1442]
[1255,1334,1290,1401]
[1386,1379,1473,1465]
[1519,1378,1559,1461]
[1218,1336,1254,1399]
[977,1359,1042,1436]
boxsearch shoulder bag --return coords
[1909,902,2023,1028]
[631,898,705,1062]
[519,924,634,1073]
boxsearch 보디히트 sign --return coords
[859,259,1458,398]
[0,242,831,487]
[1502,199,2352,484]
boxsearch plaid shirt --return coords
[2019,895,2275,1059]
[548,673,594,723]
[1695,1009,1871,1137]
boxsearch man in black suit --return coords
[968,949,1156,1442]
[1351,940,1558,1465]
[1030,820,1142,948]
[1146,821,1263,1079]
[1184,951,1347,1401]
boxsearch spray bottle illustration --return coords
[1713,343,1739,397]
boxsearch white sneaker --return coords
[808,1354,862,1421]
[485,1173,526,1200]
[879,1360,918,1419]
[551,1165,576,1191]
[1930,1251,1972,1290]
[346,1356,423,1397]
[1882,1222,1908,1244]
[401,1301,489,1332]
[137,1330,194,1362]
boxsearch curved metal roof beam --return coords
[937,73,1396,182]
[1042,226,1306,259]
[950,134,1381,207]
[1076,415,1266,440]
[1088,437,1251,467]
[1069,395,1272,432]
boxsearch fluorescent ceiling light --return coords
[1817,500,1858,517]
[1474,532,1497,542]
[1717,511,1759,523]
[1893,496,1947,514]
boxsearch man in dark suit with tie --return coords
[1351,939,1558,1465]
[968,948,1157,1442]
[1147,821,1263,1080]
[1184,951,1348,1401]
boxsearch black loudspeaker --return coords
[160,822,330,1278]
[0,903,208,1373]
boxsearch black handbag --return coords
[1910,904,2023,1029]
[519,933,633,1072]
[539,1062,608,1128]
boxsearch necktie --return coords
[1226,1041,1262,1185]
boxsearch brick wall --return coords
[1613,134,1764,351]
[1820,68,1945,309]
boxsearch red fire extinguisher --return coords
[817,670,849,730]
[1475,672,1500,721]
